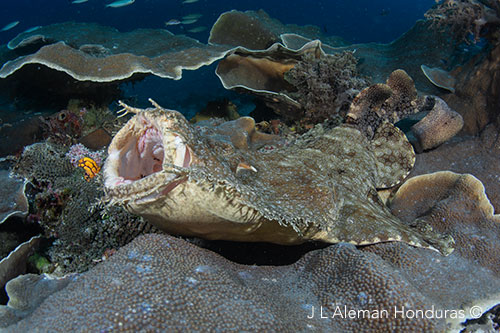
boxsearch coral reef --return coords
[0,236,41,302]
[103,98,453,254]
[1,22,234,82]
[410,97,464,152]
[0,170,28,224]
[346,69,463,150]
[48,182,159,273]
[13,142,73,185]
[0,115,44,158]
[65,143,104,168]
[410,123,500,211]
[2,220,499,331]
[210,10,459,94]
[39,103,116,147]
[39,109,84,146]
[425,0,500,44]
[390,171,500,274]
[443,44,500,134]
[420,64,456,93]
[216,40,367,126]
[0,273,74,326]
[11,141,159,273]
[190,99,240,123]
[284,51,368,125]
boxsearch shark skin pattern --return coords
[103,98,453,255]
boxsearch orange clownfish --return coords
[78,157,100,181]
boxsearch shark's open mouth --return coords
[104,115,191,192]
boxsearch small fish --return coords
[182,13,202,20]
[106,0,135,8]
[181,18,198,25]
[1,21,19,32]
[72,0,89,3]
[187,26,207,33]
[182,0,199,3]
[165,19,181,26]
[78,157,100,181]
[23,26,41,33]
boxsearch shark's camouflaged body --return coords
[103,71,454,255]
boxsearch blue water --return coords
[0,0,436,45]
[0,0,438,118]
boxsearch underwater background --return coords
[1,0,500,331]
[0,0,437,116]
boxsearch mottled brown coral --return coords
[346,70,463,152]
[410,97,464,152]
[410,124,500,211]
[443,44,500,134]
[347,70,433,139]
[284,51,368,124]
[390,171,500,275]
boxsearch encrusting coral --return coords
[410,96,464,152]
[11,141,159,273]
[215,40,367,126]
[102,93,454,254]
[2,214,499,332]
[389,171,500,275]
[425,0,500,44]
[3,169,500,331]
[284,51,368,125]
[345,69,463,151]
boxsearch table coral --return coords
[420,64,456,93]
[0,22,234,82]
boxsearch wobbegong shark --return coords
[103,70,454,255]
